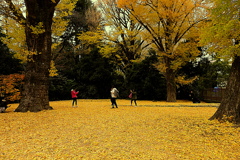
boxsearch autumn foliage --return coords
[1,99,240,159]
[0,74,24,101]
[116,0,209,102]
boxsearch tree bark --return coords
[15,0,60,112]
[165,66,177,102]
[209,56,240,123]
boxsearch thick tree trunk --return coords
[15,56,52,112]
[165,68,176,102]
[209,56,240,123]
[15,0,59,112]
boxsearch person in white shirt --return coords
[110,86,119,108]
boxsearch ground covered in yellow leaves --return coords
[1,99,240,159]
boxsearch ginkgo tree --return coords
[0,0,77,112]
[201,0,240,123]
[79,0,150,76]
[117,0,209,102]
[98,0,151,74]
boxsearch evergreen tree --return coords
[75,48,115,99]
[125,52,166,100]
[50,0,102,100]
[0,30,23,75]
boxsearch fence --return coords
[201,87,226,103]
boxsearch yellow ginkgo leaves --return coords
[1,99,239,159]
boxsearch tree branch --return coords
[3,0,26,25]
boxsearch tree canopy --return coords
[117,0,209,101]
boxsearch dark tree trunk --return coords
[209,56,240,123]
[165,67,177,102]
[15,0,60,112]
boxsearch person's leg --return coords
[72,98,77,107]
[75,98,78,107]
[131,99,133,105]
[111,98,115,108]
[114,98,118,108]
[72,99,75,107]
[134,100,137,106]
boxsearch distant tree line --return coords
[1,38,229,101]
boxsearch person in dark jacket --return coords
[130,89,137,106]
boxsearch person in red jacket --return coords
[71,89,79,107]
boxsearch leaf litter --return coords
[0,99,239,159]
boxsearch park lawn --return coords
[0,99,240,159]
